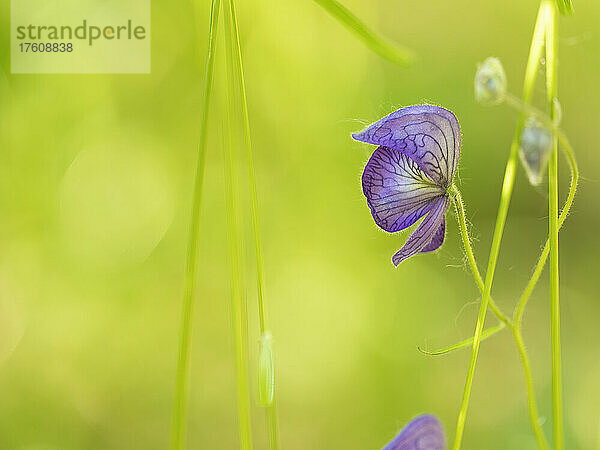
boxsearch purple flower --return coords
[380,414,446,450]
[352,105,461,266]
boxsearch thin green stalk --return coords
[450,186,549,450]
[500,88,580,328]
[505,102,577,450]
[514,137,578,327]
[451,5,548,448]
[223,0,254,448]
[226,0,267,338]
[170,1,220,448]
[267,399,280,449]
[432,131,577,446]
[445,124,578,331]
[443,118,578,448]
[545,3,564,448]
[512,326,551,450]
[222,117,253,450]
[429,110,578,445]
[418,323,506,356]
[225,0,280,447]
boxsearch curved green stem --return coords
[449,186,510,327]
[418,323,506,356]
[450,126,578,449]
[512,327,551,450]
[451,4,548,448]
[505,38,579,450]
[170,1,220,448]
[513,135,578,327]
[490,91,579,327]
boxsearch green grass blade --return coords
[227,0,268,339]
[226,0,281,447]
[556,0,574,15]
[223,0,254,448]
[222,114,254,450]
[312,0,414,66]
[170,1,221,449]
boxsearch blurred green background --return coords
[1,0,599,449]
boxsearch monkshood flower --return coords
[352,105,461,266]
[474,57,507,105]
[380,414,446,450]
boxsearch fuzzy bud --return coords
[519,117,553,186]
[475,57,507,105]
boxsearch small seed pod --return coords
[257,331,274,407]
[519,117,553,186]
[474,57,507,105]
[552,97,563,126]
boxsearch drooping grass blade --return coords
[313,0,414,66]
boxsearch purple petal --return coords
[362,146,446,233]
[353,105,461,187]
[381,414,446,450]
[420,218,445,253]
[392,196,449,266]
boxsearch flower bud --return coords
[257,331,274,406]
[519,117,553,186]
[475,57,507,105]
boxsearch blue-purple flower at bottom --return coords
[352,105,461,266]
[380,414,446,450]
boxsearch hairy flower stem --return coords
[449,186,510,327]
[451,5,549,449]
[170,1,220,449]
[544,3,564,448]
[450,186,550,450]
[225,0,280,447]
